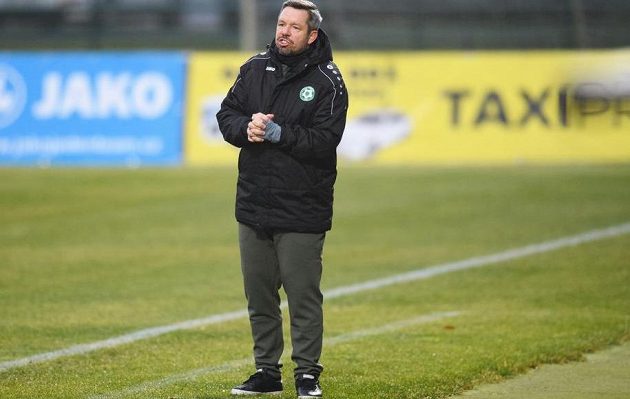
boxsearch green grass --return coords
[0,165,629,398]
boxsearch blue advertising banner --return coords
[0,52,185,166]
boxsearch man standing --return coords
[216,1,348,397]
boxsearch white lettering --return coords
[33,72,62,119]
[132,73,172,119]
[32,71,173,120]
[96,72,132,119]
[60,72,93,118]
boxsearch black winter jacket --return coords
[217,29,348,233]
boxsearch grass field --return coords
[1,165,629,399]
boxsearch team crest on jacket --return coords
[299,86,315,102]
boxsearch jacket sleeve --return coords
[216,67,251,148]
[277,71,349,160]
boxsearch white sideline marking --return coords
[1,222,629,373]
[90,311,461,399]
[0,309,249,373]
[323,221,630,300]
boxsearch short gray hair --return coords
[281,0,323,31]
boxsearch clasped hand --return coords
[247,113,275,143]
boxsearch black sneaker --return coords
[295,374,322,398]
[231,369,283,395]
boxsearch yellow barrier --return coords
[185,51,630,165]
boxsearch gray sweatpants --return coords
[238,223,325,379]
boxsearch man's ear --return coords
[307,29,318,45]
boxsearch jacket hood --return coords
[269,28,334,65]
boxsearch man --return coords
[216,0,348,397]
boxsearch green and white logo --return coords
[299,86,315,102]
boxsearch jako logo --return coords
[0,63,27,129]
[33,71,173,120]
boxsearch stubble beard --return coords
[276,38,308,56]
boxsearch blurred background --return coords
[1,0,630,51]
[2,4,630,399]
[2,0,630,167]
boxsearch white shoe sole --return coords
[231,388,283,395]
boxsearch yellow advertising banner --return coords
[185,51,630,165]
[184,52,243,165]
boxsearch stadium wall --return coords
[1,51,629,166]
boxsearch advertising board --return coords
[185,50,630,165]
[0,52,185,166]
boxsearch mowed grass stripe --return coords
[2,222,628,374]
[90,311,462,399]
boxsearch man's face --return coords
[275,7,318,56]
